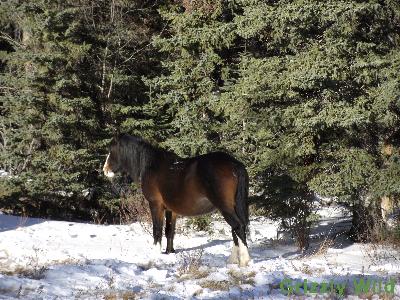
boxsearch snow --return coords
[0,206,399,299]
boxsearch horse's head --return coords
[103,133,160,181]
[103,136,122,178]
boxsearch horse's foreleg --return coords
[149,202,164,253]
[165,210,177,254]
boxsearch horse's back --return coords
[145,150,245,216]
[197,151,241,164]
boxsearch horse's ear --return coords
[106,127,121,149]
[111,127,121,140]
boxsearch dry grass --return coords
[177,248,208,280]
[360,217,400,266]
[199,269,256,292]
[0,246,81,280]
[363,241,400,267]
[102,291,137,300]
[313,237,335,257]
[178,268,210,282]
[0,246,46,279]
[248,204,268,217]
[17,212,29,228]
[137,260,156,271]
[227,269,256,286]
[200,280,231,291]
[356,291,395,300]
[1,257,81,279]
[299,265,313,275]
[289,261,324,276]
[4,265,48,279]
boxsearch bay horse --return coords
[103,134,250,267]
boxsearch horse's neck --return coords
[162,152,180,165]
[139,148,176,171]
[122,142,159,181]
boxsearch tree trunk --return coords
[349,195,383,242]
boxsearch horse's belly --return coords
[169,196,216,216]
[191,196,216,216]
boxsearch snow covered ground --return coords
[0,206,399,299]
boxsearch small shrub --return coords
[363,219,400,264]
[313,238,335,256]
[254,174,315,251]
[119,191,151,225]
[186,215,212,233]
[177,249,209,281]
[117,183,152,237]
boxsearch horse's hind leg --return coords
[221,211,250,267]
[149,202,164,253]
[236,227,250,267]
[165,210,177,254]
[227,230,239,264]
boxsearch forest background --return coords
[1,0,400,245]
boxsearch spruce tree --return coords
[148,0,239,155]
[150,0,400,241]
[0,0,165,220]
[232,0,400,239]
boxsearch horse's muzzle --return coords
[103,154,115,178]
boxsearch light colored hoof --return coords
[238,239,251,267]
[151,242,162,255]
[238,250,251,267]
[227,245,239,264]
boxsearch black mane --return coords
[113,134,174,182]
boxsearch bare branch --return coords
[0,32,23,49]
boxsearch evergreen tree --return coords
[232,0,400,239]
[150,0,400,241]
[0,0,165,220]
[1,0,399,241]
[148,0,238,155]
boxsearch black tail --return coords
[234,163,249,232]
